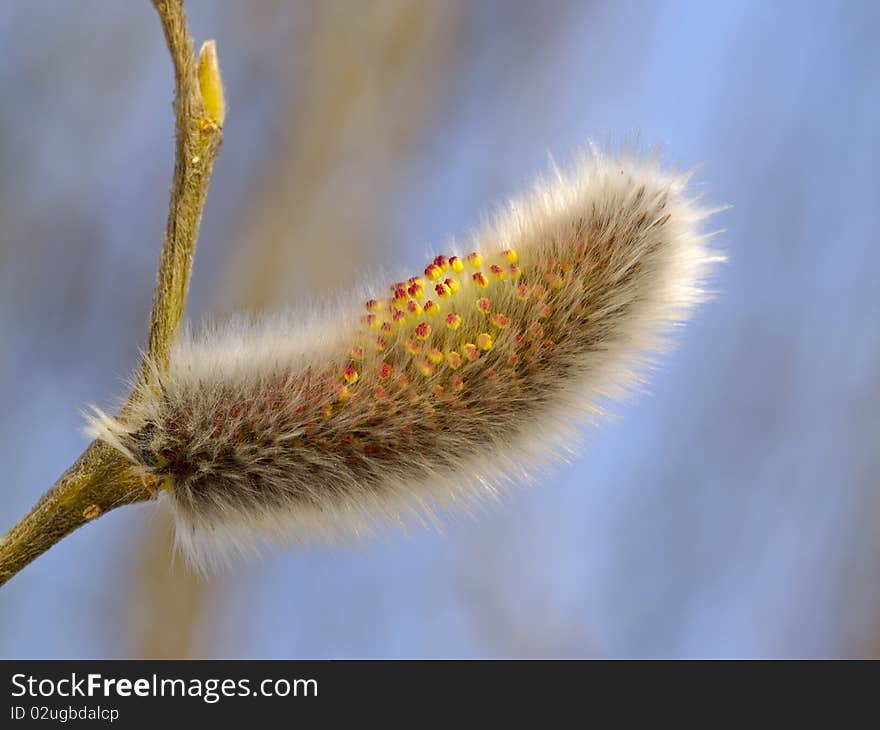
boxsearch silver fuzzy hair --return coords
[87,145,723,569]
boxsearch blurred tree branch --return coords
[0,0,223,586]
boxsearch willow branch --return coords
[0,0,225,587]
[140,0,224,381]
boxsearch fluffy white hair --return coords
[88,145,723,569]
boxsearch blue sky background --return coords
[1,0,878,658]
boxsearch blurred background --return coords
[1,0,878,658]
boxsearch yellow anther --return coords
[427,347,444,365]
[342,366,359,384]
[476,333,494,351]
[393,286,408,303]
[423,300,439,316]
[490,313,509,329]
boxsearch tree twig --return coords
[0,0,224,587]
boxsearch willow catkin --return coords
[88,146,723,569]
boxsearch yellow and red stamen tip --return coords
[538,303,552,319]
[414,321,431,340]
[472,271,488,289]
[425,263,443,281]
[560,260,573,274]
[509,264,522,280]
[432,384,445,397]
[337,384,351,402]
[545,273,563,290]
[372,384,388,400]
[427,347,444,365]
[445,312,462,330]
[322,404,333,418]
[365,299,381,312]
[375,335,388,351]
[381,321,394,332]
[490,312,509,328]
[501,249,518,264]
[475,297,491,314]
[378,362,393,379]
[530,322,544,338]
[434,282,450,298]
[350,345,365,360]
[476,333,494,351]
[342,366,359,384]
[365,313,380,328]
[392,309,407,324]
[444,277,460,295]
[393,286,408,304]
[516,284,529,300]
[446,351,463,370]
[489,264,505,280]
[408,281,425,299]
[449,256,464,273]
[463,343,479,361]
[433,255,450,272]
[416,359,435,377]
[405,338,422,354]
[467,252,483,268]
[451,377,464,392]
[423,299,439,316]
[406,299,422,316]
